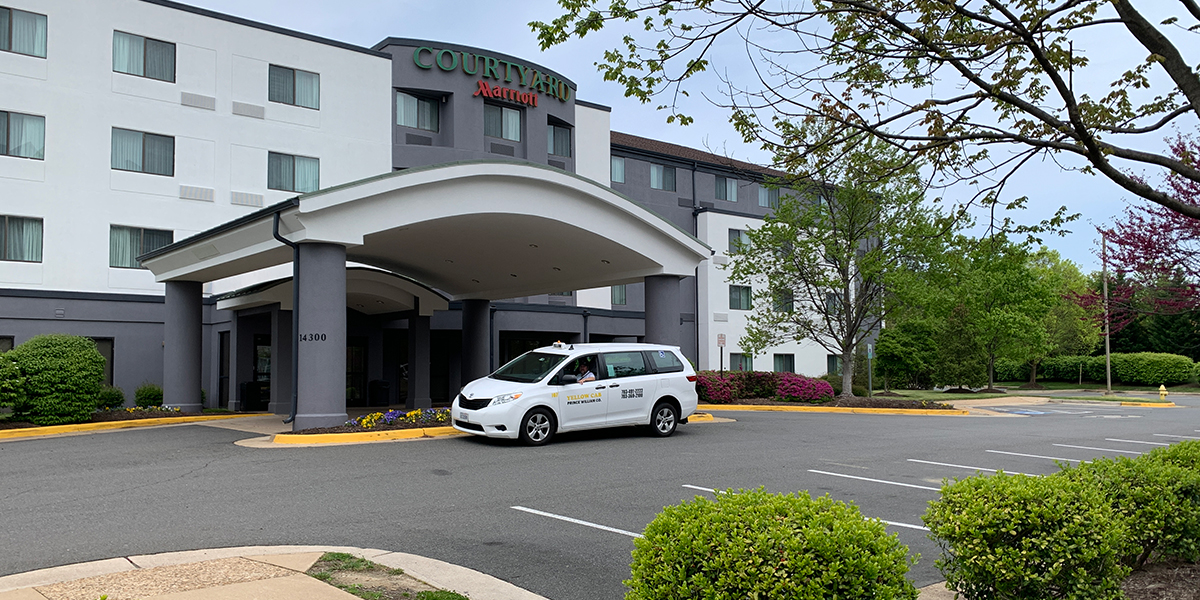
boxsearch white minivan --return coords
[451,342,699,445]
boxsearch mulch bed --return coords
[723,397,957,410]
[0,409,236,430]
[292,421,434,435]
[1124,561,1200,600]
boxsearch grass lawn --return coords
[994,381,1196,393]
[869,390,1011,402]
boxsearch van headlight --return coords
[492,392,523,406]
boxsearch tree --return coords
[875,319,938,390]
[724,125,949,397]
[1025,249,1101,386]
[533,1,1200,220]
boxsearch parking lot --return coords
[1,398,1195,600]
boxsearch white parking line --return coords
[986,450,1082,463]
[1105,438,1170,446]
[511,506,643,538]
[807,470,941,491]
[683,485,929,531]
[1053,443,1142,455]
[1157,434,1200,440]
[906,459,1035,477]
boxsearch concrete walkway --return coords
[0,546,547,600]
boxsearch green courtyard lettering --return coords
[410,46,573,102]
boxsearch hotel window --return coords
[396,91,438,132]
[715,176,737,201]
[0,215,41,262]
[774,289,794,313]
[269,64,320,109]
[0,7,46,58]
[112,32,175,82]
[611,156,624,183]
[827,354,842,376]
[729,285,752,310]
[548,124,571,157]
[727,228,750,254]
[111,128,174,176]
[758,185,780,208]
[268,152,320,193]
[109,225,172,269]
[729,353,752,371]
[0,111,44,159]
[484,104,521,142]
[774,354,795,373]
[650,164,676,191]
[549,291,573,296]
[0,336,12,353]
[611,284,626,306]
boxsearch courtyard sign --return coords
[413,46,573,103]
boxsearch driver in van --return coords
[576,359,596,383]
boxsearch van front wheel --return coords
[650,402,679,437]
[520,408,555,446]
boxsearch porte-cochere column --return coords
[294,242,347,430]
[163,280,203,412]
[644,275,681,347]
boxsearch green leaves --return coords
[7,334,105,426]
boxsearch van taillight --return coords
[686,375,698,382]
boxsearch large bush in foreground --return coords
[626,487,917,600]
[694,371,739,404]
[9,334,105,425]
[924,472,1128,600]
[0,353,22,407]
[776,372,835,402]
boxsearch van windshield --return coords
[491,351,568,383]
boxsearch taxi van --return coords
[451,342,699,445]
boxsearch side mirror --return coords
[560,374,579,385]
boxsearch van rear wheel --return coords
[650,402,679,437]
[519,408,555,446]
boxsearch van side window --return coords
[647,350,684,373]
[602,351,647,379]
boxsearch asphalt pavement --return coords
[1,397,1196,600]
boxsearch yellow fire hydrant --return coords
[1159,385,1169,401]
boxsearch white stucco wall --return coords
[696,210,827,375]
[0,0,392,295]
[573,102,610,187]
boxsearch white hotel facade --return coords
[0,0,826,418]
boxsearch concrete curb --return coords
[697,404,970,416]
[0,545,547,600]
[1043,399,1177,407]
[0,414,262,440]
[272,426,465,445]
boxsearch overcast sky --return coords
[182,0,1200,273]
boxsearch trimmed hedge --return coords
[135,382,164,407]
[0,353,22,408]
[1111,352,1193,386]
[924,472,1128,600]
[627,488,917,600]
[993,358,1029,383]
[8,334,105,425]
[96,385,126,410]
[1011,353,1195,386]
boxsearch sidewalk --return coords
[0,546,547,600]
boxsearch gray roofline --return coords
[214,266,451,304]
[575,99,611,112]
[137,197,298,263]
[372,37,577,90]
[138,0,391,58]
[610,142,783,181]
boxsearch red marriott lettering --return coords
[473,80,538,107]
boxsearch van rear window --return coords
[648,350,684,373]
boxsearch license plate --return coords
[459,411,469,423]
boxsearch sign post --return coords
[867,343,874,398]
[717,334,726,377]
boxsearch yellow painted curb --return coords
[689,412,715,422]
[1120,401,1176,407]
[273,425,462,445]
[0,414,261,440]
[697,403,970,416]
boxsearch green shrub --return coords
[821,374,867,397]
[95,386,126,410]
[135,382,164,407]
[924,472,1128,600]
[8,334,105,425]
[1059,455,1200,566]
[626,487,917,600]
[1040,355,1106,382]
[1149,439,1200,472]
[1110,352,1193,386]
[0,353,22,408]
[993,358,1029,382]
[729,370,778,398]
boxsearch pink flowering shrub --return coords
[695,371,740,404]
[731,371,779,399]
[776,372,835,402]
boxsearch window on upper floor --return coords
[728,228,750,254]
[0,7,46,58]
[109,225,172,269]
[759,185,780,208]
[484,104,521,142]
[774,354,795,373]
[268,152,319,193]
[548,123,571,157]
[650,164,676,191]
[269,64,320,110]
[0,215,41,262]
[111,128,173,176]
[729,284,752,311]
[611,284,627,306]
[0,111,44,160]
[611,156,625,183]
[774,289,794,313]
[396,91,438,132]
[716,176,738,201]
[112,31,175,83]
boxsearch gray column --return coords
[461,299,490,384]
[407,310,432,410]
[163,280,203,412]
[268,307,293,415]
[644,275,681,346]
[294,243,347,430]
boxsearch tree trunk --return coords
[987,354,995,390]
[841,348,855,397]
[1028,361,1039,386]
